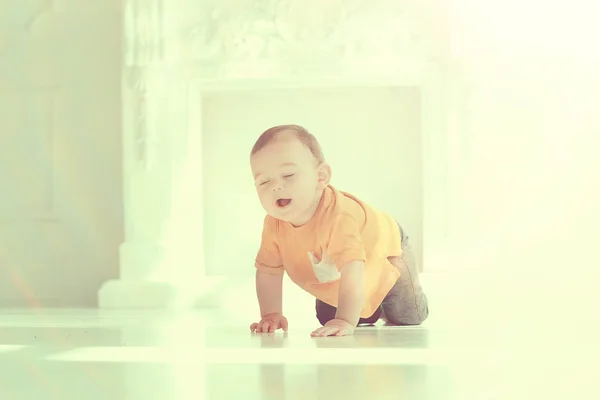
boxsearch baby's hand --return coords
[250,313,289,333]
[310,319,355,337]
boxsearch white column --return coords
[98,0,221,308]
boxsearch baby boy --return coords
[249,125,429,337]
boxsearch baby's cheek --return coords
[258,196,270,208]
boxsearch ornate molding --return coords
[125,66,162,172]
[120,0,447,169]
[181,0,436,81]
[124,0,167,171]
[124,0,165,67]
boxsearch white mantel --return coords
[98,0,458,309]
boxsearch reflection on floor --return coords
[0,272,597,400]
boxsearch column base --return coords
[98,276,225,309]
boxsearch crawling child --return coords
[249,125,429,337]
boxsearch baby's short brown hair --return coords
[250,124,325,164]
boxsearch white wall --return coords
[201,87,423,277]
[0,1,123,306]
[444,1,600,275]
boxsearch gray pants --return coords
[316,223,429,326]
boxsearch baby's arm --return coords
[250,270,288,333]
[256,270,284,317]
[252,215,286,332]
[335,260,365,327]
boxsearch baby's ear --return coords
[317,163,332,188]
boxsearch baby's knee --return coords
[382,302,429,326]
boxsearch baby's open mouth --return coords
[276,198,292,208]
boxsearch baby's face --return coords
[251,135,325,226]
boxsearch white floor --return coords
[0,272,597,400]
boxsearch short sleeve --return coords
[255,215,284,275]
[326,213,367,270]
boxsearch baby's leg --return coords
[381,224,429,325]
[315,299,382,326]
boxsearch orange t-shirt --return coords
[255,185,403,318]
